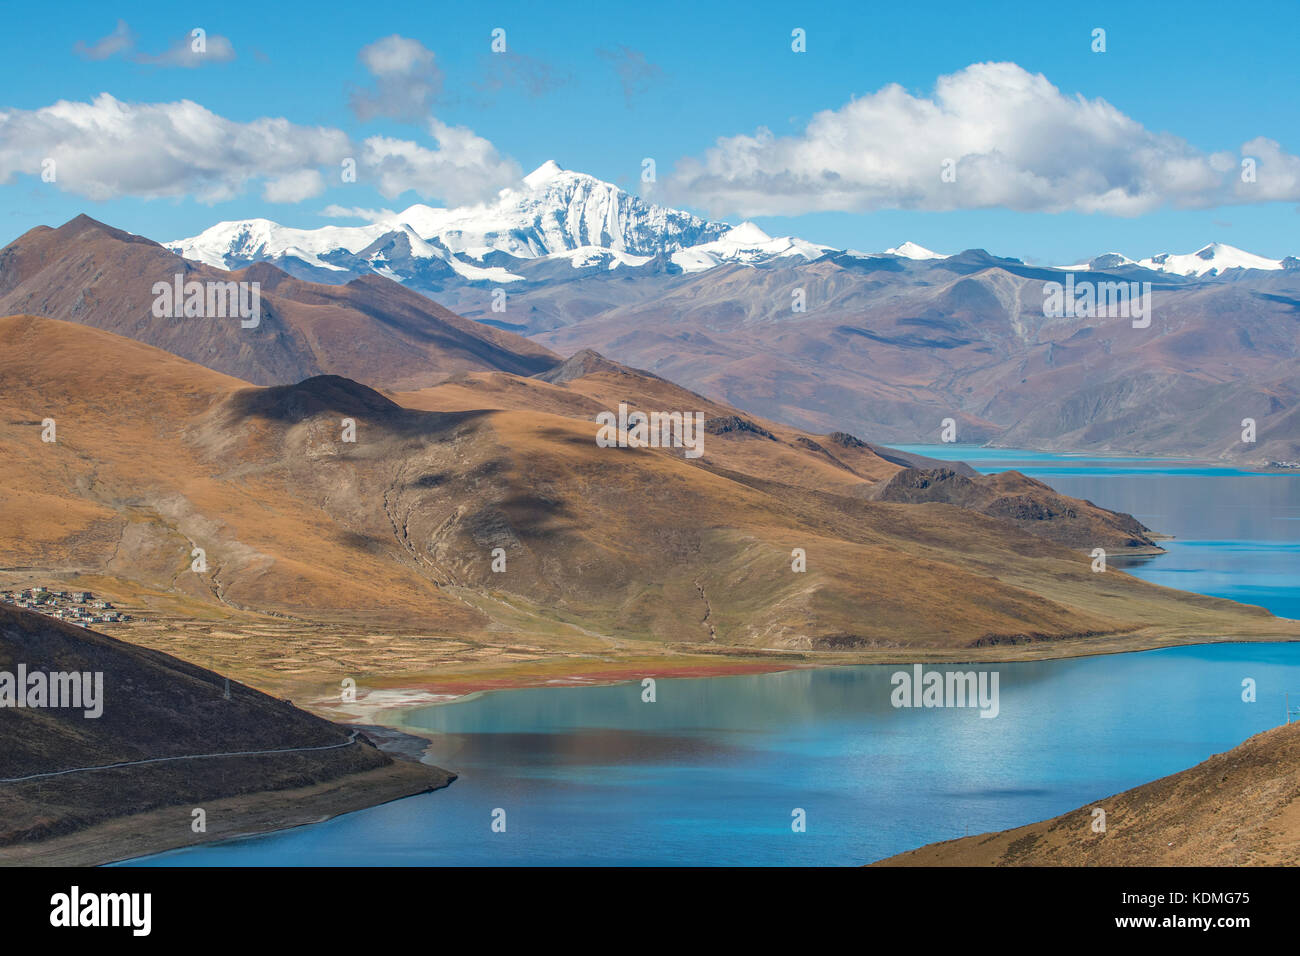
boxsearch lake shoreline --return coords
[114,638,1300,867]
[1,757,455,868]
[316,631,1300,735]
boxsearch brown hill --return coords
[1,314,1295,704]
[520,256,1300,463]
[0,215,558,388]
[875,720,1300,866]
[400,356,975,498]
[869,467,1163,552]
[0,604,451,863]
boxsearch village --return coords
[0,587,131,627]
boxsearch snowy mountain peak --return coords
[164,166,1291,291]
[169,165,732,271]
[722,222,774,245]
[168,217,390,270]
[885,241,946,260]
[523,160,566,189]
[1138,242,1283,276]
[669,223,833,273]
[377,162,732,260]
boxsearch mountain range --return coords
[1,182,1295,470]
[152,164,1300,462]
[169,161,1297,284]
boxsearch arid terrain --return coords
[3,312,1295,713]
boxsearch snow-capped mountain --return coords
[426,160,731,258]
[173,218,386,272]
[1137,243,1284,277]
[167,163,1292,295]
[169,161,734,279]
[884,241,947,260]
[1059,243,1288,277]
[670,222,835,273]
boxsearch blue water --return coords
[891,445,1300,620]
[122,450,1299,867]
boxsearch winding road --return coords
[0,730,361,784]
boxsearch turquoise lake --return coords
[123,449,1299,866]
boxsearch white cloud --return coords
[666,62,1300,217]
[319,204,398,222]
[0,92,521,207]
[74,22,235,67]
[0,94,350,202]
[5,33,524,208]
[136,30,237,68]
[350,35,442,121]
[264,169,326,203]
[75,20,135,61]
[362,119,520,205]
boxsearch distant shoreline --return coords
[321,633,1300,734]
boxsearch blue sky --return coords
[2,0,1298,263]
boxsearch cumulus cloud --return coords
[263,169,326,203]
[350,35,442,121]
[7,30,528,209]
[666,62,1300,217]
[0,94,350,202]
[361,119,520,205]
[0,92,521,206]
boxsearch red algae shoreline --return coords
[413,659,807,695]
[312,656,813,726]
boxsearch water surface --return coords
[123,450,1298,866]
[891,445,1299,619]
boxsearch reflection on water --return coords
[891,446,1300,619]
[125,643,1300,867]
